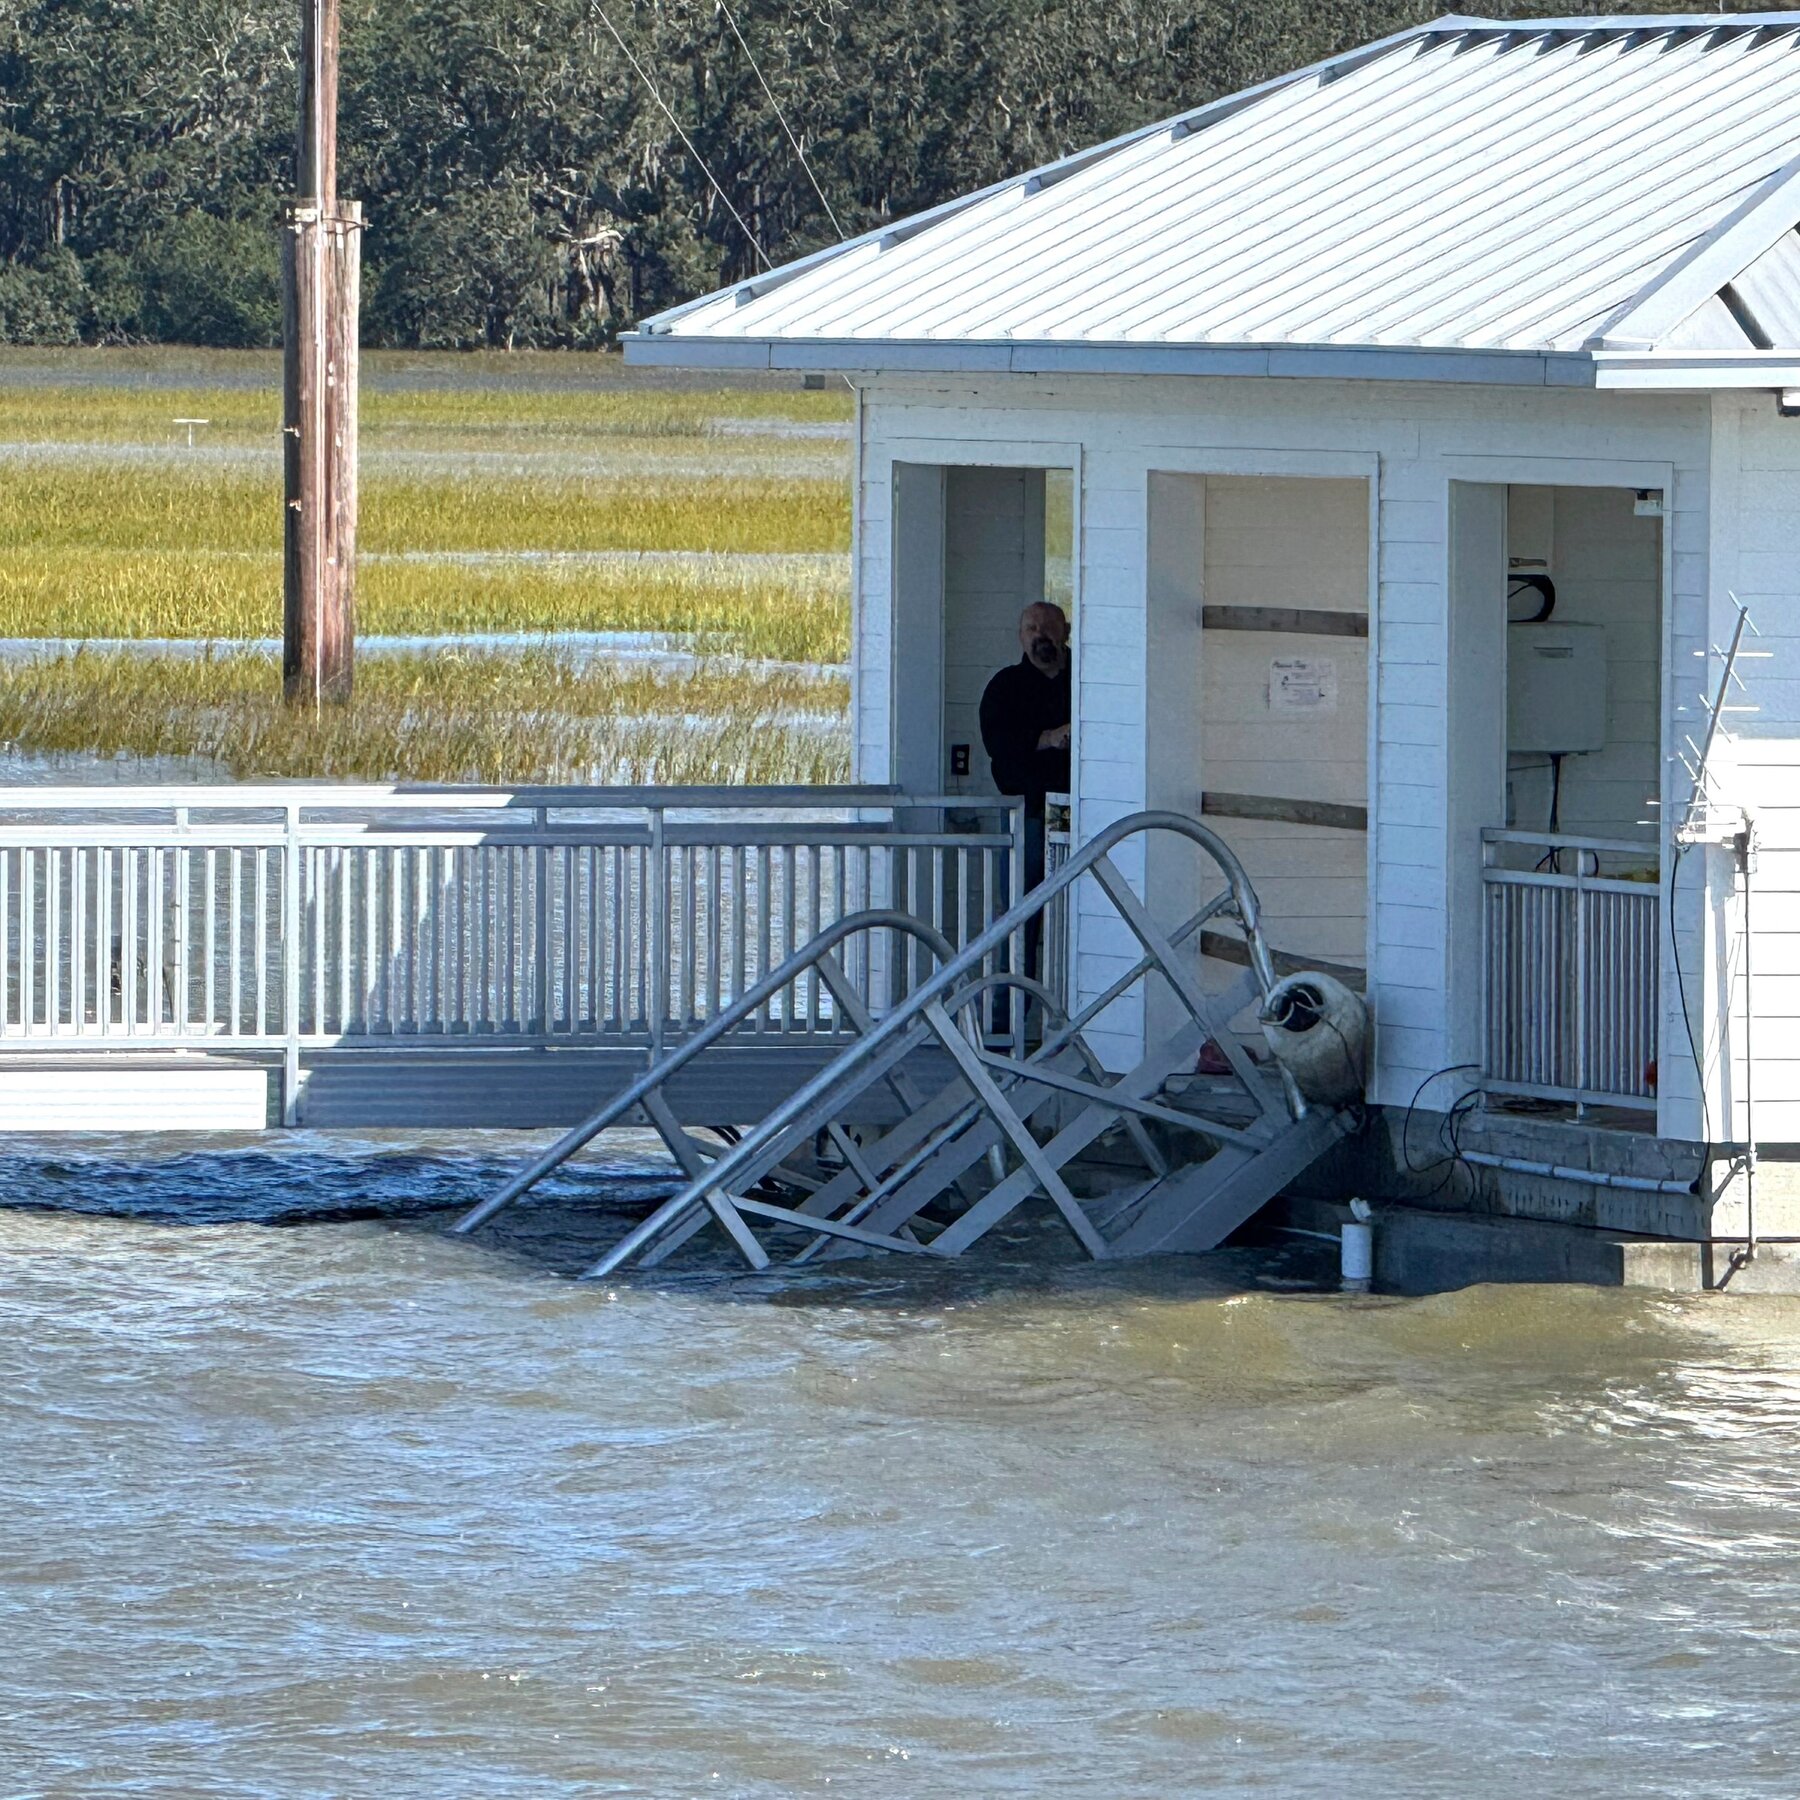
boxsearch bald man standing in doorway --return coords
[979,600,1071,904]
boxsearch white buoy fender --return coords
[1258,972,1367,1106]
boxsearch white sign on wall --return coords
[1269,656,1339,715]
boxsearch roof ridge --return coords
[1591,153,1800,350]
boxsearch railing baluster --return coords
[226,847,240,1037]
[21,847,36,1034]
[71,847,87,1033]
[731,845,748,1023]
[586,843,601,1032]
[649,809,667,1053]
[202,846,215,1036]
[756,844,772,1030]
[337,843,351,1036]
[116,849,130,1037]
[45,845,61,1034]
[681,843,697,1033]
[282,808,302,1118]
[806,844,823,1031]
[173,811,189,1035]
[254,847,268,1039]
[147,845,164,1034]
[0,846,11,1034]
[533,809,551,1036]
[310,847,325,1038]
[781,844,798,1030]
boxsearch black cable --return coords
[1315,1007,1368,1129]
[1536,755,1566,871]
[1507,574,1556,623]
[1442,1088,1483,1185]
[1400,1062,1480,1179]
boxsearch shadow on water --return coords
[0,1133,1341,1304]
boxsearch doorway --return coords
[1448,478,1664,1104]
[1146,471,1372,1011]
[890,462,1076,801]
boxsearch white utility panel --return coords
[1508,622,1606,755]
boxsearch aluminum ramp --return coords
[454,810,1359,1273]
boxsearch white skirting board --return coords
[0,1068,270,1131]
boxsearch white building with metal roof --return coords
[630,11,1800,1257]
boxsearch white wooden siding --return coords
[854,375,1711,1117]
[1701,394,1800,1141]
[1200,475,1369,967]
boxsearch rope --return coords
[715,0,847,240]
[590,2,773,271]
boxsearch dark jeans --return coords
[990,808,1046,1043]
[1022,811,1046,980]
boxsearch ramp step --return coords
[1103,1107,1355,1258]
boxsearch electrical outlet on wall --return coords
[950,743,970,777]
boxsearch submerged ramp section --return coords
[457,811,1361,1271]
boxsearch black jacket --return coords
[978,656,1071,809]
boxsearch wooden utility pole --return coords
[282,0,360,705]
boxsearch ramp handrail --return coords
[452,907,956,1235]
[458,809,1281,1259]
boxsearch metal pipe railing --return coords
[1481,826,1659,1107]
[452,906,958,1235]
[0,786,1023,1080]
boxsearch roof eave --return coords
[622,333,1597,388]
[1593,350,1800,389]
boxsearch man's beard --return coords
[1027,637,1060,670]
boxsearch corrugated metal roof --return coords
[1726,228,1800,343]
[637,14,1800,370]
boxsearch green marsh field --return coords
[0,347,855,783]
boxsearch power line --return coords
[715,0,846,241]
[590,2,773,271]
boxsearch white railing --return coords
[1043,792,1072,1009]
[0,784,1024,1118]
[1482,828,1660,1109]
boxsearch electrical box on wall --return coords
[1508,623,1607,754]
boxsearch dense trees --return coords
[0,0,1759,348]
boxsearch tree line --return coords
[0,0,1745,349]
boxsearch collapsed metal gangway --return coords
[453,811,1359,1274]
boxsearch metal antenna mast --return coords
[1674,596,1768,1266]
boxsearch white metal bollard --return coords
[1340,1197,1373,1293]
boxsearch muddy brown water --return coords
[4,1131,1800,1797]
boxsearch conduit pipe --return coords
[1455,1147,1696,1197]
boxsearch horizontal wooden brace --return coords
[1198,928,1366,992]
[1201,605,1369,638]
[1202,791,1369,832]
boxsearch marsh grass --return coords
[0,548,850,661]
[0,349,853,653]
[0,347,851,448]
[0,648,851,785]
[0,350,855,775]
[0,461,848,556]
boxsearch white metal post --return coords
[282,803,302,1124]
